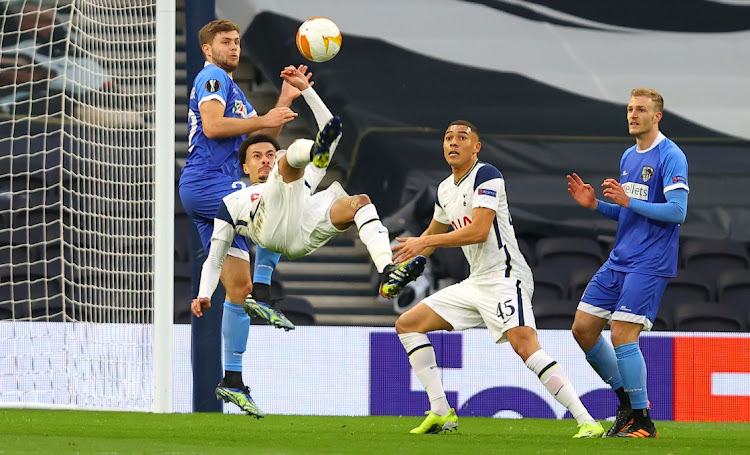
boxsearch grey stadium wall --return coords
[217,0,750,241]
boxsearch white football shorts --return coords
[252,164,347,259]
[423,276,536,343]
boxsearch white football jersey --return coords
[434,160,533,290]
[213,162,326,247]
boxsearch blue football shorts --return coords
[179,174,248,256]
[579,265,669,326]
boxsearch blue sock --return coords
[222,300,250,372]
[254,247,281,285]
[614,342,648,410]
[585,336,624,390]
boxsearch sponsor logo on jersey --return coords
[233,100,247,117]
[205,79,221,93]
[451,216,472,231]
[641,165,654,182]
[672,176,687,184]
[622,170,628,176]
[478,188,496,197]
[622,182,649,201]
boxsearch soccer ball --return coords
[296,17,342,62]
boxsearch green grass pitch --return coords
[1,410,748,454]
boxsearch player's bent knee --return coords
[395,307,439,334]
[348,194,371,213]
[225,281,253,305]
[357,194,372,206]
[507,327,541,360]
[571,322,600,350]
[609,322,641,346]
[395,314,417,334]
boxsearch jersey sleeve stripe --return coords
[474,163,503,190]
[216,200,235,227]
[664,183,689,193]
[198,94,226,107]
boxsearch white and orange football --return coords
[296,17,342,63]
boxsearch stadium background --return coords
[1,0,749,421]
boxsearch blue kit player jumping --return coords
[192,66,427,326]
[567,88,689,438]
[179,19,308,418]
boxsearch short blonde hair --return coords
[630,88,664,113]
[199,19,240,47]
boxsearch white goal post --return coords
[0,0,175,412]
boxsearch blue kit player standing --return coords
[178,19,307,418]
[567,88,689,438]
[392,121,603,438]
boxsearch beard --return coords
[213,56,238,73]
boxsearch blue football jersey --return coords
[180,63,256,184]
[606,134,689,276]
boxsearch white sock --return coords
[354,204,392,273]
[525,349,595,425]
[399,333,451,416]
[285,138,314,168]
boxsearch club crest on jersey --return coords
[233,100,247,117]
[205,79,220,93]
[640,166,654,183]
[478,188,496,197]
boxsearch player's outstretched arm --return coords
[392,217,458,263]
[200,99,297,139]
[280,65,333,130]
[627,188,688,224]
[263,64,315,138]
[279,64,312,93]
[192,222,233,317]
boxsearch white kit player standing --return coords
[391,120,604,438]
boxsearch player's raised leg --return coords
[379,256,427,299]
[311,116,342,168]
[241,248,295,330]
[280,116,342,174]
[243,296,294,331]
[328,194,427,299]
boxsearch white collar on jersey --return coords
[636,132,666,153]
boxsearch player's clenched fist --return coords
[191,297,211,317]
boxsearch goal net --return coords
[0,0,174,411]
